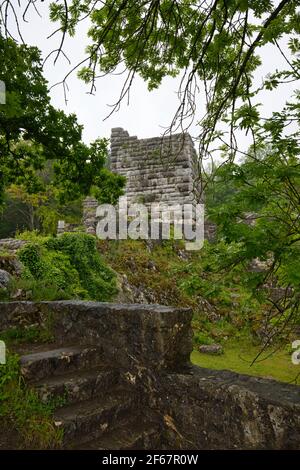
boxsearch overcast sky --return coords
[7,1,298,149]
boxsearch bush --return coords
[15,233,117,301]
[45,233,117,300]
[194,331,214,346]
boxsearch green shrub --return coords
[1,324,53,345]
[45,233,117,301]
[14,232,117,302]
[194,331,214,346]
[19,244,45,278]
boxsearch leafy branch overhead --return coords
[0,35,125,206]
[3,1,298,157]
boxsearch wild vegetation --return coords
[98,237,300,383]
[0,232,117,302]
[0,0,300,448]
[0,353,63,449]
[1,233,299,385]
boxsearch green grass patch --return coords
[0,325,53,346]
[0,353,63,448]
[191,338,300,384]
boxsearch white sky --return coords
[7,1,298,150]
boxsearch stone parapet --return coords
[110,128,200,207]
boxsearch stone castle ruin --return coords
[110,127,200,206]
[58,127,216,240]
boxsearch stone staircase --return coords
[20,344,161,450]
[2,301,300,449]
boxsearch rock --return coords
[0,238,28,253]
[11,289,23,299]
[115,273,149,304]
[145,240,160,252]
[86,227,96,235]
[267,286,293,302]
[247,257,272,273]
[9,258,23,276]
[0,269,11,289]
[177,249,190,261]
[147,260,156,271]
[0,256,24,276]
[196,296,221,323]
[198,344,223,355]
[255,325,275,344]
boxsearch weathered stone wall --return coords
[57,221,82,236]
[161,367,300,449]
[110,127,200,206]
[59,127,218,238]
[82,197,99,235]
[0,301,193,371]
[0,300,299,449]
[80,128,216,238]
[0,238,27,252]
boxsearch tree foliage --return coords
[6,0,297,160]
[206,146,300,343]
[0,33,125,206]
[1,1,299,338]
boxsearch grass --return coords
[191,338,300,384]
[0,325,54,346]
[0,353,63,449]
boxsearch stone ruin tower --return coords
[82,127,202,235]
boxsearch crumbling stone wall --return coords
[0,239,27,252]
[82,197,99,235]
[110,127,200,206]
[162,367,300,449]
[0,301,192,371]
[81,128,209,237]
[57,128,218,239]
[0,300,299,449]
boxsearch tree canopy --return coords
[4,1,295,160]
[0,1,299,340]
[205,147,300,340]
[2,2,299,162]
[0,33,125,207]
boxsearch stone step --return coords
[34,366,119,406]
[54,388,135,446]
[75,418,161,450]
[20,345,103,382]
